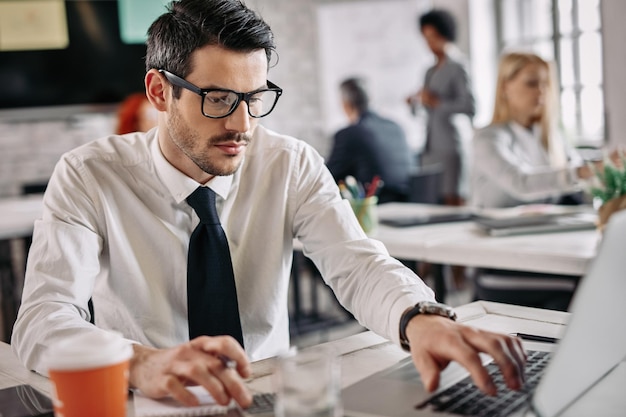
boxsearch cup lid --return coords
[45,330,133,371]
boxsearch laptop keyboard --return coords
[245,392,276,414]
[416,350,551,417]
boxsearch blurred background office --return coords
[0,0,623,200]
[0,0,625,344]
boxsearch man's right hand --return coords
[129,336,252,408]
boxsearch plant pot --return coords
[597,194,626,232]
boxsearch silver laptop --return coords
[342,209,626,417]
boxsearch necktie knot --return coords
[187,187,220,225]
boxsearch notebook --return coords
[473,204,597,236]
[378,203,475,227]
[380,212,474,227]
[342,208,626,417]
[133,388,276,417]
[133,386,232,416]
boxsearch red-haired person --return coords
[115,92,158,134]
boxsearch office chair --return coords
[407,164,443,204]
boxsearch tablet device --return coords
[380,211,474,227]
[0,384,54,417]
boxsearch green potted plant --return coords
[589,156,626,231]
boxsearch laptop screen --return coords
[532,209,626,416]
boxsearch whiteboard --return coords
[316,0,433,152]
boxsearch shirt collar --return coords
[150,131,234,204]
[509,121,541,142]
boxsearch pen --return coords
[338,181,353,200]
[510,333,560,344]
[218,354,237,369]
[364,175,381,199]
[356,175,382,222]
[345,176,361,199]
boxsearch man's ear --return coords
[145,69,168,112]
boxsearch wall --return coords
[0,0,434,198]
[246,0,326,153]
[315,0,432,152]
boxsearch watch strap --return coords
[399,301,457,351]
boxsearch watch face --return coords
[420,302,457,320]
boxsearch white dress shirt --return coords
[12,125,434,375]
[471,122,583,208]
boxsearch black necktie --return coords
[186,187,244,347]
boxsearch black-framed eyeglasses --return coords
[159,69,282,119]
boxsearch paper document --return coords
[133,385,232,416]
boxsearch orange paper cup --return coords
[46,331,132,417]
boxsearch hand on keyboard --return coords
[404,314,527,396]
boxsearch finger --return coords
[411,350,442,392]
[169,354,231,405]
[507,336,527,383]
[178,351,251,407]
[162,376,204,407]
[191,336,251,378]
[462,328,525,392]
[441,327,498,396]
[200,353,252,407]
[451,346,497,396]
[213,359,253,408]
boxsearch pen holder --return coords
[350,196,378,236]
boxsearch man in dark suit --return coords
[326,78,414,203]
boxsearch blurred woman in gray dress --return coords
[407,9,475,206]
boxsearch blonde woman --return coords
[471,52,599,310]
[471,52,594,208]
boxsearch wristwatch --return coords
[399,301,457,351]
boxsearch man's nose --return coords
[224,101,251,132]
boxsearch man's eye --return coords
[206,93,235,106]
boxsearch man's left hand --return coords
[405,314,526,396]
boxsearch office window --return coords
[496,0,604,146]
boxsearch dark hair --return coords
[419,9,457,42]
[340,78,369,114]
[146,0,276,97]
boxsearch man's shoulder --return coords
[362,113,405,137]
[474,123,513,144]
[334,123,367,139]
[62,131,154,167]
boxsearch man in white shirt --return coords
[12,0,525,409]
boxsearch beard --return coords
[167,104,251,177]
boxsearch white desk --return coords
[0,198,599,276]
[2,301,625,416]
[425,224,597,276]
[376,203,599,276]
[293,203,600,306]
